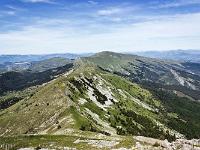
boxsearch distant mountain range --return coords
[1,50,199,66]
[0,53,92,73]
[133,50,200,62]
[0,53,92,64]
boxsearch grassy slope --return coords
[83,52,200,99]
[0,134,134,150]
[0,62,200,145]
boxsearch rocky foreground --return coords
[1,135,199,150]
[134,136,200,150]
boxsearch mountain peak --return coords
[95,51,125,57]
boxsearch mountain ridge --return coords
[82,51,200,100]
[134,50,200,62]
[0,51,200,149]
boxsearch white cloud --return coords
[5,5,26,11]
[5,11,16,15]
[88,1,98,5]
[20,0,56,4]
[97,8,122,16]
[0,5,27,17]
[154,0,200,8]
[96,5,139,17]
[0,12,200,54]
[0,10,16,16]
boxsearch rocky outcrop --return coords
[134,136,200,150]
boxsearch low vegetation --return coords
[1,52,200,149]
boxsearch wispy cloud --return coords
[5,5,26,11]
[97,8,122,16]
[97,5,139,17]
[0,12,200,54]
[0,0,200,54]
[154,0,200,8]
[20,0,56,4]
[0,10,16,17]
[88,1,98,5]
[0,4,26,18]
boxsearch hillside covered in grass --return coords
[0,52,200,149]
[1,63,200,139]
[82,51,200,101]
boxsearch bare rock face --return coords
[134,136,200,150]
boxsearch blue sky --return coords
[0,0,200,54]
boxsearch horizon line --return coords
[0,49,200,55]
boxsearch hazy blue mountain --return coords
[0,53,92,64]
[0,57,73,73]
[133,50,200,62]
[0,53,92,73]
